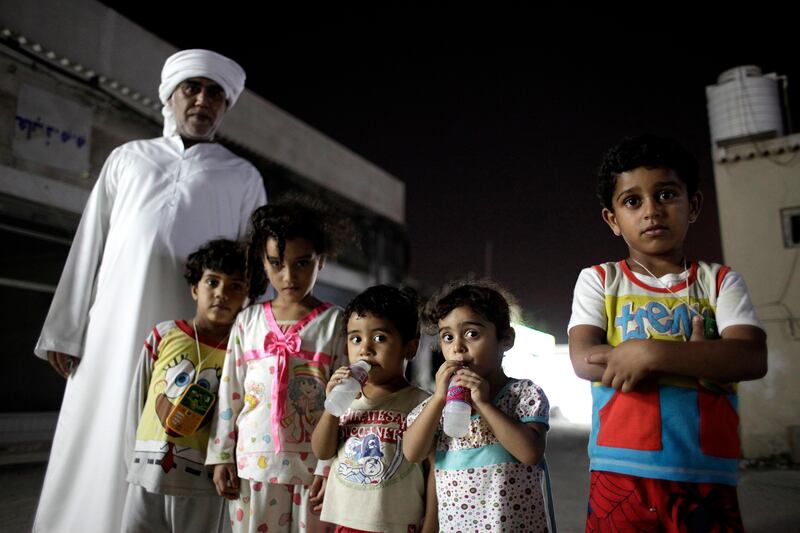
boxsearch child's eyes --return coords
[622,196,640,207]
[465,329,480,339]
[296,260,310,268]
[205,278,220,287]
[349,335,362,344]
[658,190,677,201]
[440,333,454,343]
[372,334,386,343]
[268,260,282,268]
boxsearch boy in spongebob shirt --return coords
[123,239,248,532]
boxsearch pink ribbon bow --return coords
[265,331,301,454]
[246,301,331,454]
[263,330,301,357]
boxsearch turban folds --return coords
[159,49,246,137]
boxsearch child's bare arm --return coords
[455,369,546,465]
[457,367,546,465]
[212,463,240,499]
[570,316,705,388]
[587,317,766,392]
[403,396,446,463]
[421,453,438,533]
[568,325,611,382]
[308,475,326,513]
[479,405,546,465]
[311,411,340,460]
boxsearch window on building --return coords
[781,207,800,248]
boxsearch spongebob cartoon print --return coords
[154,353,219,437]
[133,321,225,472]
[280,362,326,443]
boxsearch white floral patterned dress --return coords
[407,379,554,532]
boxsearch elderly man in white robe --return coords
[32,49,266,533]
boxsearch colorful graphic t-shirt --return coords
[322,386,431,532]
[568,260,762,485]
[407,379,551,533]
[126,320,227,496]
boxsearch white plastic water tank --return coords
[706,65,784,147]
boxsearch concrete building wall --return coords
[0,0,411,428]
[1,0,405,224]
[712,134,800,458]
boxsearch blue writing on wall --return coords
[15,115,87,149]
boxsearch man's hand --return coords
[308,475,326,514]
[212,464,240,500]
[587,316,706,392]
[47,351,80,378]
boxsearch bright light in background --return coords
[503,323,592,426]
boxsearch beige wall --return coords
[713,134,800,458]
[2,0,405,223]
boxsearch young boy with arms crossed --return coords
[312,285,436,533]
[403,281,553,532]
[568,134,767,531]
[123,239,248,532]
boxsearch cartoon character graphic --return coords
[280,362,325,443]
[152,353,221,437]
[358,434,385,479]
[338,432,403,485]
[244,381,265,412]
[134,343,223,473]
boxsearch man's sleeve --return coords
[567,267,607,335]
[34,149,121,359]
[237,167,267,239]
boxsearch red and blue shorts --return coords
[586,471,743,533]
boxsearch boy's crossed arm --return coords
[570,316,767,392]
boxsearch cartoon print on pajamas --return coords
[135,335,224,470]
[150,353,222,437]
[279,362,326,444]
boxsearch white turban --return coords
[159,49,246,137]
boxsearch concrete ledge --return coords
[0,412,57,466]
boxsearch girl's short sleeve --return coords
[505,380,549,430]
[405,396,431,428]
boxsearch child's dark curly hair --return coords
[597,134,699,210]
[343,285,420,343]
[422,279,519,340]
[245,196,351,299]
[184,239,247,285]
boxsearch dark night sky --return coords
[105,4,800,341]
